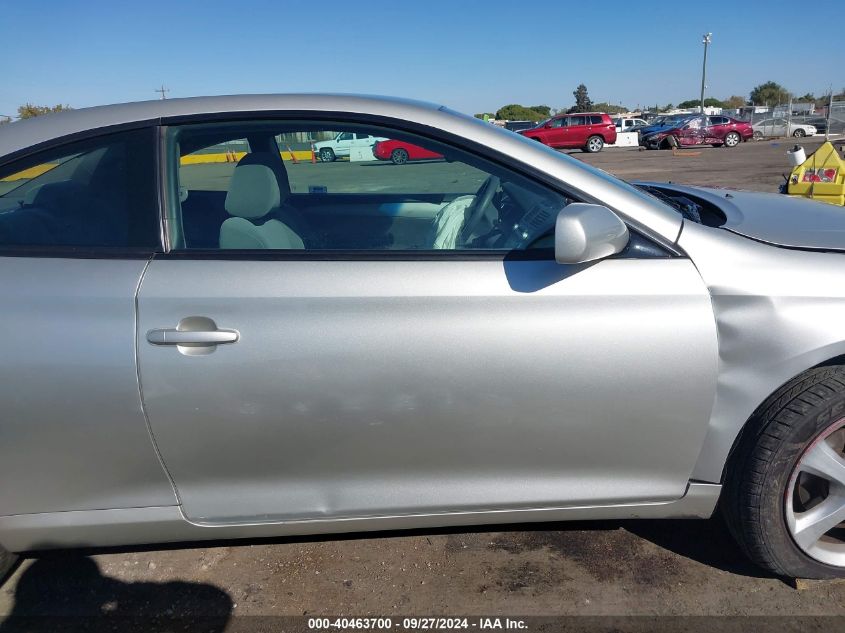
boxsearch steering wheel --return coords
[459,175,500,244]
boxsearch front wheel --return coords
[793,129,807,138]
[723,366,845,578]
[584,135,604,153]
[724,131,741,147]
[390,148,409,165]
[319,148,336,163]
[753,130,764,140]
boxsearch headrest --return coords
[224,164,280,219]
[237,152,291,198]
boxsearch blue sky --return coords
[1,0,840,118]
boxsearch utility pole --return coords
[826,84,833,141]
[700,33,712,121]
[155,85,169,100]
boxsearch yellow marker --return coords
[787,141,845,206]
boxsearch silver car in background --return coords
[1,95,845,580]
[752,117,818,139]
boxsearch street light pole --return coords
[700,33,712,119]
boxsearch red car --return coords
[373,139,443,165]
[517,113,617,153]
[641,115,754,149]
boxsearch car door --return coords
[0,127,177,518]
[566,115,588,147]
[543,117,568,147]
[678,117,705,146]
[137,115,719,526]
[333,131,355,157]
[706,116,728,142]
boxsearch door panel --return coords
[0,258,178,516]
[137,257,718,525]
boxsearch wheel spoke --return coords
[793,493,845,550]
[801,440,845,488]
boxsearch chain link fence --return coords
[737,101,845,138]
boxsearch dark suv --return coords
[518,113,617,152]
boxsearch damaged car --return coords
[641,114,754,149]
[1,94,845,580]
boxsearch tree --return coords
[473,112,495,120]
[17,104,72,119]
[798,93,816,103]
[495,104,548,122]
[529,105,551,116]
[749,81,788,106]
[724,95,746,109]
[568,84,592,113]
[677,98,725,109]
[591,102,628,114]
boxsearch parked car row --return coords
[314,111,829,164]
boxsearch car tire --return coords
[584,136,604,153]
[391,148,409,165]
[724,132,741,148]
[793,129,807,138]
[753,130,764,140]
[723,365,845,579]
[319,148,336,163]
[663,135,679,150]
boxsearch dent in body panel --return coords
[0,258,178,515]
[679,222,845,483]
[0,483,722,552]
[137,258,718,525]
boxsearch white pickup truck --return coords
[313,132,387,162]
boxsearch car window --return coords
[167,120,576,252]
[591,115,604,124]
[549,118,565,128]
[0,128,160,249]
[568,115,587,126]
[338,132,354,141]
[179,138,250,192]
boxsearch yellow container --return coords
[787,141,845,206]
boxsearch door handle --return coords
[146,329,239,345]
[146,316,239,355]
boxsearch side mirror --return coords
[554,203,629,265]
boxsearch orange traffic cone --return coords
[287,146,298,164]
[310,142,317,164]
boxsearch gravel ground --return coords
[2,136,844,632]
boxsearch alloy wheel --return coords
[786,420,845,567]
[725,132,740,147]
[587,137,603,152]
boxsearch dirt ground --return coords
[2,137,844,631]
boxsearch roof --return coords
[0,94,442,159]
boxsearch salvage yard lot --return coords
[2,136,845,625]
[179,137,832,197]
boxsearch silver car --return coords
[1,95,845,580]
[752,118,818,139]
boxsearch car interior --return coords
[0,131,158,248]
[173,124,573,252]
